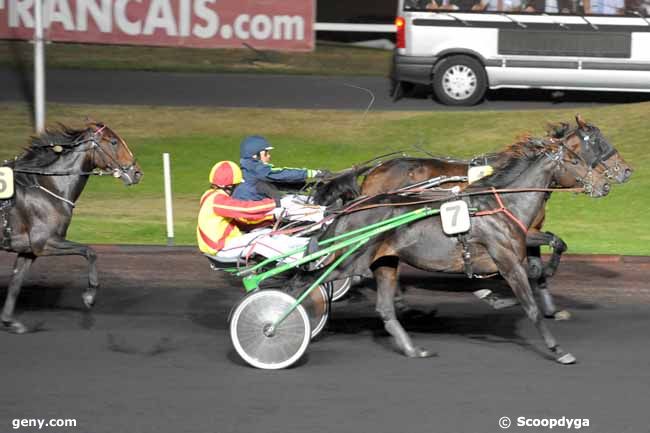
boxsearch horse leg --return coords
[39,239,99,308]
[527,248,571,321]
[544,232,567,278]
[527,253,555,318]
[394,283,408,312]
[537,276,570,321]
[373,258,435,358]
[526,231,567,278]
[1,254,35,334]
[497,251,576,365]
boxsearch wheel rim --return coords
[230,290,310,369]
[330,277,352,302]
[441,65,477,101]
[307,284,329,339]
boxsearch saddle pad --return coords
[0,167,14,199]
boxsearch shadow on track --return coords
[403,83,650,106]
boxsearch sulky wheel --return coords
[330,277,353,302]
[230,290,311,370]
[301,284,330,339]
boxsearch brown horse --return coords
[1,122,142,333]
[358,115,632,318]
[304,136,610,364]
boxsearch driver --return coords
[197,161,310,263]
[233,135,326,223]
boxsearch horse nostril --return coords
[624,168,632,179]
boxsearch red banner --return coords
[0,0,314,51]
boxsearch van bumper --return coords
[392,54,437,85]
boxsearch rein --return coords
[334,186,585,215]
[270,185,585,239]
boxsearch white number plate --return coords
[0,167,14,199]
[441,200,470,235]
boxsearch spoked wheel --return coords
[330,277,353,301]
[301,284,330,339]
[321,277,353,302]
[230,290,311,370]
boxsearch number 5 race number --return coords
[0,167,15,199]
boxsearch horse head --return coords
[551,115,632,184]
[85,121,143,186]
[545,138,611,198]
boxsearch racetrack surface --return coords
[2,68,650,111]
[1,246,649,433]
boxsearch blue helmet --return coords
[240,135,274,159]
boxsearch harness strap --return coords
[36,185,76,208]
[474,187,528,234]
[0,200,13,250]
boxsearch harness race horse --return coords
[301,136,610,364]
[1,122,142,334]
[358,115,632,318]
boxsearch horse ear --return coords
[575,114,587,129]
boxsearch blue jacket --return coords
[233,157,309,201]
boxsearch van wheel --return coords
[432,55,487,106]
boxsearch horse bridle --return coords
[544,138,602,197]
[86,125,138,182]
[573,126,620,180]
[14,125,137,180]
[11,125,138,208]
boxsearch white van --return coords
[393,0,650,105]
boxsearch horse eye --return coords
[110,139,118,146]
[572,159,579,165]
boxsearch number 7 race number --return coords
[440,200,470,235]
[0,167,15,199]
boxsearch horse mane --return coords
[16,124,88,168]
[545,121,572,139]
[470,137,556,188]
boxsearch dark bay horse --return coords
[1,122,142,333]
[359,116,632,318]
[306,137,610,364]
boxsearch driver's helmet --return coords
[209,161,243,187]
[240,135,274,159]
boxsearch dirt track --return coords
[1,246,649,433]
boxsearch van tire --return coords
[432,55,487,106]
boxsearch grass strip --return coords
[0,101,648,254]
[0,41,392,76]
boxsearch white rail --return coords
[315,23,396,33]
[162,153,174,246]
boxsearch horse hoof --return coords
[554,310,571,321]
[82,292,96,308]
[3,320,28,334]
[406,347,437,358]
[556,353,577,365]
